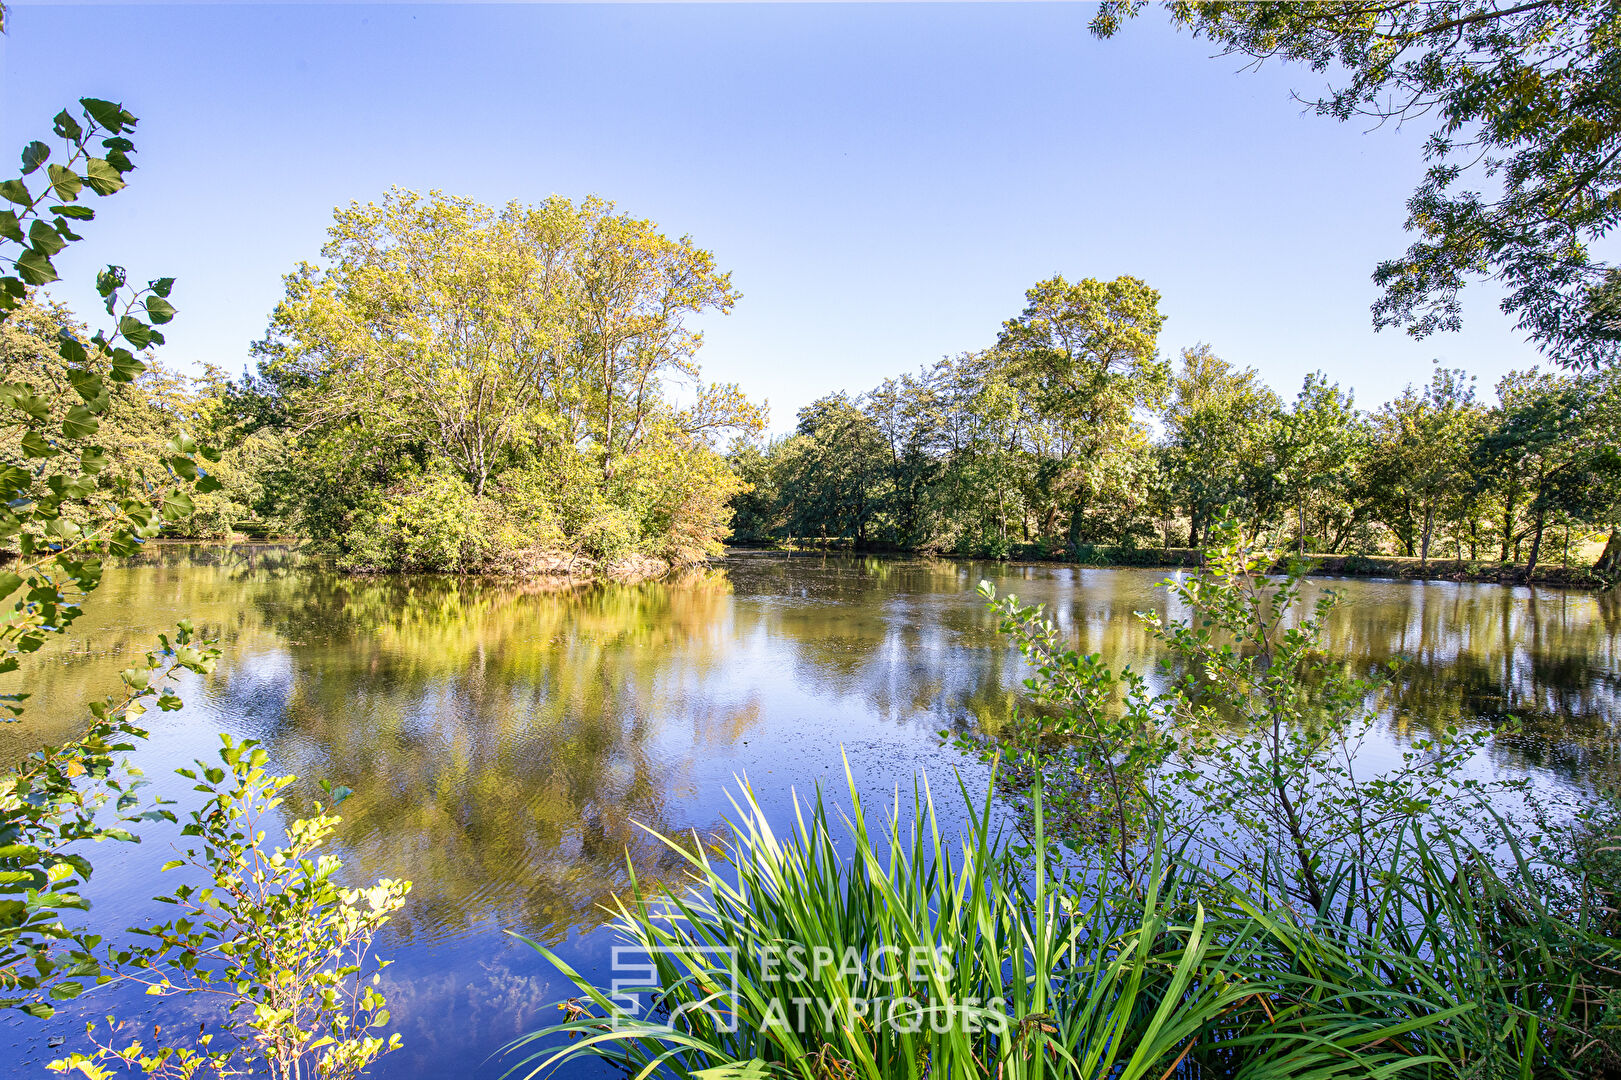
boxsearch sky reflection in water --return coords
[1,545,1616,1078]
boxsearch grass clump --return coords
[509,770,1474,1080]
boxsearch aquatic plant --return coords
[508,769,1464,1080]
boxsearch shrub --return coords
[336,468,493,573]
[50,736,410,1080]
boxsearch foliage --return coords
[1476,367,1621,576]
[250,188,764,572]
[1365,367,1482,564]
[1,97,224,1017]
[1094,0,1621,369]
[1,625,217,1016]
[511,770,1461,1080]
[959,582,1172,885]
[1142,529,1509,912]
[731,308,1621,575]
[0,298,251,540]
[1159,345,1280,547]
[48,736,410,1080]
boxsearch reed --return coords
[506,765,1467,1080]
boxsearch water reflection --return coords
[0,546,1614,1079]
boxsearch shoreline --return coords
[730,544,1615,590]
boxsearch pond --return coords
[2,544,1617,1078]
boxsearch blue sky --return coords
[2,2,1538,433]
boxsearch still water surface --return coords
[2,545,1617,1077]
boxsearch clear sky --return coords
[2,1,1541,434]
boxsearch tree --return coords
[1480,368,1621,578]
[1275,372,1366,553]
[776,394,889,546]
[997,275,1167,546]
[568,199,745,480]
[1160,345,1280,546]
[1095,1,1621,368]
[264,190,585,498]
[1367,366,1481,563]
[257,189,762,571]
[862,372,947,548]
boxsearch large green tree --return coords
[257,189,763,570]
[997,275,1167,546]
[1480,368,1621,577]
[1275,373,1368,553]
[1096,1,1621,367]
[1367,366,1483,563]
[1161,345,1281,546]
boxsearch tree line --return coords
[730,274,1621,579]
[2,189,767,575]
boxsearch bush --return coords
[337,468,494,573]
[577,502,641,563]
[49,737,410,1080]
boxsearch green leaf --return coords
[56,331,89,366]
[0,211,21,243]
[66,367,101,401]
[195,474,223,494]
[109,351,145,383]
[28,219,65,257]
[80,447,109,474]
[80,98,129,134]
[118,316,152,349]
[163,490,194,520]
[19,141,49,174]
[52,110,83,142]
[0,464,30,496]
[47,980,84,1001]
[0,178,30,207]
[96,265,125,297]
[14,248,57,286]
[82,158,125,196]
[50,202,93,220]
[0,572,23,601]
[62,405,98,440]
[46,165,83,202]
[21,430,58,458]
[144,295,176,324]
[150,276,175,298]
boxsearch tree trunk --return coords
[1524,506,1548,582]
[1419,504,1435,567]
[1597,528,1621,573]
[1499,483,1519,561]
[1067,501,1087,553]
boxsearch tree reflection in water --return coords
[1,545,1613,1080]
